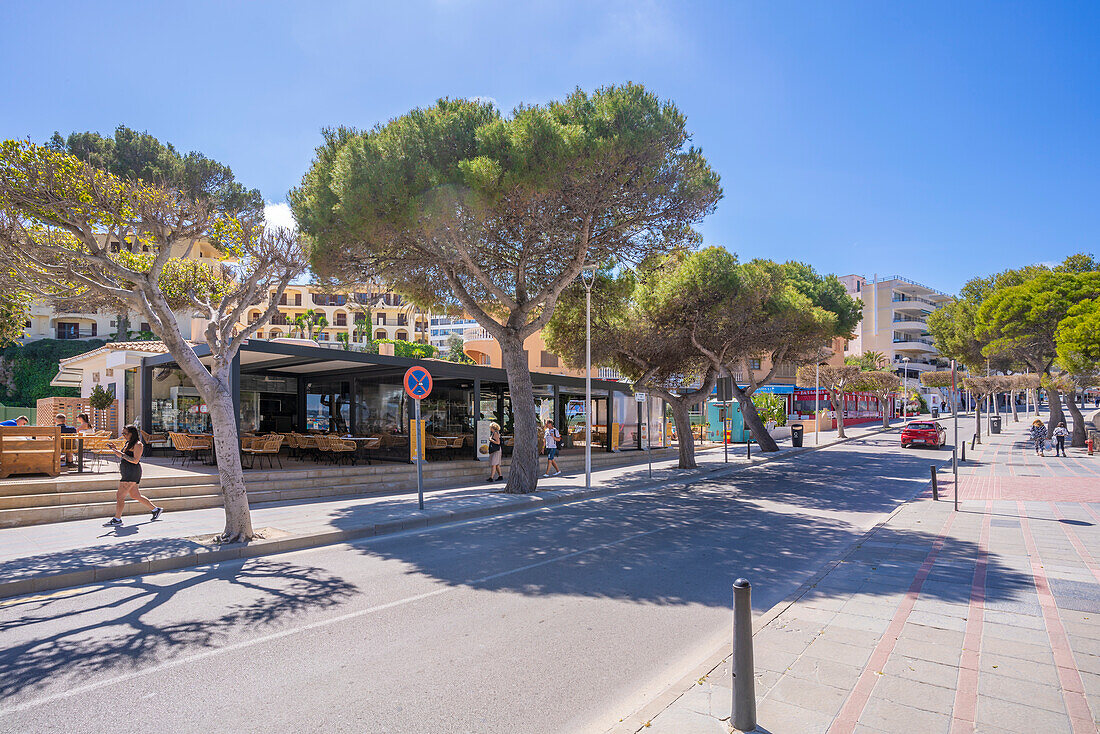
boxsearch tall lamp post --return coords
[581,263,597,490]
[814,361,820,446]
[901,356,910,422]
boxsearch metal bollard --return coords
[961,441,966,462]
[930,465,939,501]
[731,578,757,732]
[746,440,751,460]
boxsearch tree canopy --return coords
[50,125,263,216]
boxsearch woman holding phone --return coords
[106,425,163,526]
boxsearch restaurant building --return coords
[139,339,666,461]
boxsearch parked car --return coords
[901,421,947,449]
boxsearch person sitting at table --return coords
[76,413,95,434]
[55,413,76,464]
[0,415,28,427]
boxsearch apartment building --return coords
[839,274,952,400]
[22,238,225,343]
[243,285,432,346]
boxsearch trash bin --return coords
[990,415,1002,434]
[931,407,940,419]
[791,423,805,448]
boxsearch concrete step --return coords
[0,448,683,527]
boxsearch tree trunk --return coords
[831,391,847,439]
[668,398,698,469]
[881,394,891,429]
[1010,390,1018,422]
[1047,389,1066,438]
[203,375,255,543]
[1063,389,1087,447]
[728,382,779,452]
[974,397,983,443]
[499,335,540,493]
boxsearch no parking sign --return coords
[403,366,433,400]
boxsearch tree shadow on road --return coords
[326,453,1032,614]
[0,558,358,701]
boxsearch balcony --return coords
[55,329,99,340]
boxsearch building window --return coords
[376,314,387,325]
[749,358,762,370]
[395,330,409,341]
[375,330,386,340]
[140,322,150,333]
[335,312,347,326]
[90,322,97,337]
[540,351,560,368]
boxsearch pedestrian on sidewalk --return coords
[1029,418,1048,457]
[1052,421,1070,457]
[486,422,503,482]
[106,424,163,526]
[543,419,562,477]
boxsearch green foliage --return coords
[50,125,262,215]
[845,351,887,371]
[336,331,350,350]
[752,393,787,426]
[445,334,474,364]
[88,383,114,410]
[0,290,30,346]
[0,339,107,405]
[1056,298,1100,374]
[374,339,437,359]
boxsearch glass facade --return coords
[149,367,212,434]
[306,379,351,433]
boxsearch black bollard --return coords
[930,465,939,501]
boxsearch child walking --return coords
[1052,421,1070,457]
[543,420,562,477]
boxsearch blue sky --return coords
[4,1,1098,294]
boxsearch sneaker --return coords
[151,507,163,521]
[552,470,561,476]
[107,517,122,526]
[543,473,550,477]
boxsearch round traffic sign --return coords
[403,366,433,400]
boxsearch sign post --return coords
[636,391,651,479]
[718,377,731,463]
[404,366,433,511]
[951,359,959,512]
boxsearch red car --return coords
[901,421,947,449]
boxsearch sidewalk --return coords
[625,423,1100,733]
[0,420,901,600]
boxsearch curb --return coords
[606,451,946,733]
[0,422,902,601]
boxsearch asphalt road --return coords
[0,430,951,734]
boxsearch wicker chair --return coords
[169,432,196,466]
[140,430,170,456]
[242,434,284,469]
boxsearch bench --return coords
[0,426,61,478]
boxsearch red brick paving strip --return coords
[826,511,958,733]
[957,476,1100,502]
[1017,500,1096,732]
[948,502,992,734]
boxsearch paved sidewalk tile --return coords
[633,422,1100,734]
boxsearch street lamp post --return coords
[814,361,819,446]
[581,264,597,490]
[901,357,910,421]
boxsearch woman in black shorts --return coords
[107,425,163,526]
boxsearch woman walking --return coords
[1052,421,1070,457]
[486,422,504,482]
[106,425,163,526]
[1029,419,1048,457]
